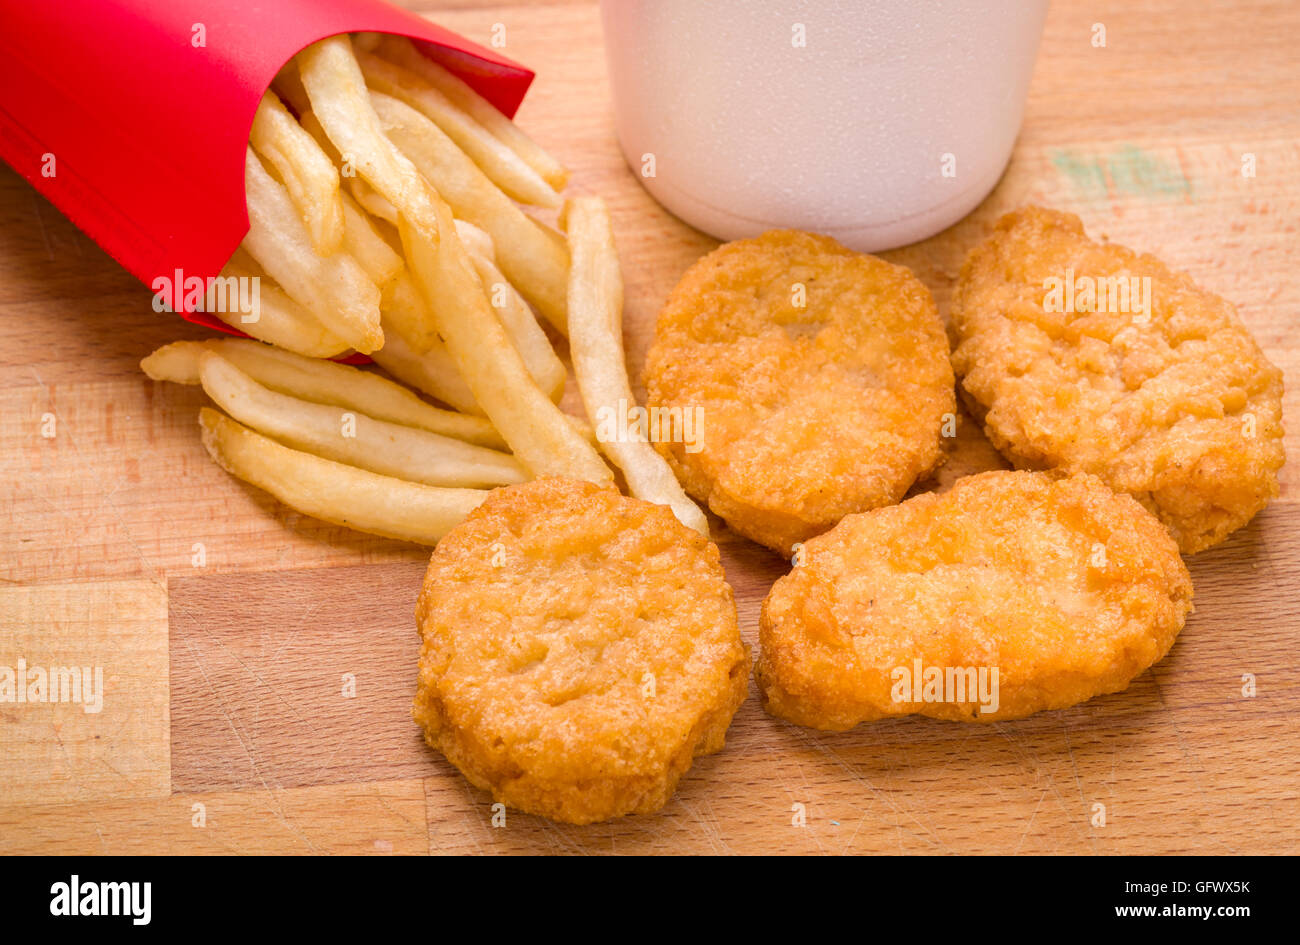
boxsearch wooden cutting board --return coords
[1,0,1297,855]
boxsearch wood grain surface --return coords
[1,0,1297,855]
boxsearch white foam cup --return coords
[601,0,1049,250]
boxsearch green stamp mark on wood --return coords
[1051,146,1192,202]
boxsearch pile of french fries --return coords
[142,33,705,544]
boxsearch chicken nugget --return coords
[757,470,1193,728]
[952,206,1285,553]
[643,230,955,556]
[413,477,750,824]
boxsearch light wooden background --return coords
[1,0,1297,855]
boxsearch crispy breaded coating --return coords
[757,471,1193,728]
[951,206,1285,553]
[643,230,955,556]
[413,477,750,824]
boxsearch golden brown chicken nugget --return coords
[951,206,1285,553]
[643,230,955,556]
[413,477,750,825]
[757,470,1193,728]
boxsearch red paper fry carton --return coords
[0,0,534,347]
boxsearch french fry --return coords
[295,108,338,160]
[271,61,311,116]
[564,197,708,534]
[452,218,495,259]
[371,92,570,333]
[376,266,449,358]
[400,192,611,483]
[295,108,401,229]
[199,407,486,545]
[198,352,525,489]
[296,35,441,250]
[371,305,484,417]
[242,147,383,352]
[339,190,403,287]
[348,176,399,224]
[351,31,383,54]
[299,102,556,394]
[455,220,566,402]
[297,107,407,268]
[356,49,560,208]
[297,36,450,354]
[145,34,648,547]
[141,337,504,449]
[375,35,570,191]
[376,233,563,401]
[249,91,345,256]
[204,249,351,358]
